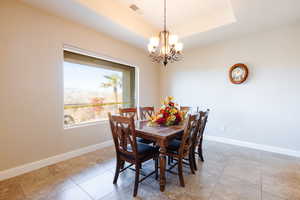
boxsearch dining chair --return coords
[165,113,199,187]
[189,109,210,171]
[188,112,201,171]
[168,106,194,164]
[168,106,191,146]
[195,109,209,163]
[108,113,159,197]
[139,106,155,120]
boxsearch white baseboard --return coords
[0,140,113,181]
[205,135,300,158]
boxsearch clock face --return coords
[229,64,249,84]
[232,67,245,82]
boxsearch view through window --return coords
[63,51,135,127]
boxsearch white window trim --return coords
[62,44,140,129]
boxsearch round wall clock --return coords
[229,63,249,84]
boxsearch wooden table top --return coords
[135,120,184,141]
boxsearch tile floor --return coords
[1,141,300,200]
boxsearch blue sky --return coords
[64,61,122,91]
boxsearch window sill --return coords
[64,119,109,130]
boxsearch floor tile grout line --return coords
[259,151,263,200]
[71,176,97,200]
[207,157,227,200]
[67,157,117,200]
[18,169,58,200]
[98,183,133,200]
[15,182,27,200]
[260,170,263,200]
[16,181,27,199]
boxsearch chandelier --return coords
[147,0,183,66]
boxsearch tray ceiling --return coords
[23,0,300,49]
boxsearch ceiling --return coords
[118,0,236,36]
[23,0,300,50]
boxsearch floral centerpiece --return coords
[149,96,184,126]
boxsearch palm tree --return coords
[101,74,122,108]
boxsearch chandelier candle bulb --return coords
[175,43,183,52]
[169,35,178,45]
[147,44,155,53]
[150,37,159,47]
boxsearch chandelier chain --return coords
[164,0,166,32]
[164,0,167,65]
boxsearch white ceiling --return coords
[23,0,300,50]
[118,0,236,36]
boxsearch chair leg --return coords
[178,158,185,187]
[155,157,159,180]
[198,139,204,162]
[120,160,125,169]
[193,150,198,171]
[188,152,195,174]
[168,156,171,166]
[113,159,121,184]
[133,163,141,197]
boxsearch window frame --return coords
[62,44,139,129]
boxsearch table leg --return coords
[159,146,167,192]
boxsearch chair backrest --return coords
[180,106,192,112]
[180,106,192,120]
[196,109,209,144]
[108,113,138,158]
[139,106,155,120]
[119,107,139,120]
[190,112,203,148]
[178,113,198,156]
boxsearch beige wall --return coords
[161,23,300,152]
[0,0,160,171]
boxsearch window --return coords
[63,51,136,128]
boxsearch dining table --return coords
[135,120,185,192]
